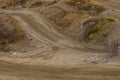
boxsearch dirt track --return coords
[6,9,87,51]
[0,60,120,80]
[0,0,120,80]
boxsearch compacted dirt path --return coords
[0,60,120,80]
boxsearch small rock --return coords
[92,6,95,9]
[13,52,17,55]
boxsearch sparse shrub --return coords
[87,17,117,40]
[0,15,24,51]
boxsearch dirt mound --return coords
[36,0,120,46]
[2,0,119,47]
[0,14,24,51]
[81,16,120,45]
[36,0,106,42]
[1,0,120,55]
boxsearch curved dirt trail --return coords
[5,9,104,52]
[5,9,85,51]
[0,0,120,79]
[0,60,120,80]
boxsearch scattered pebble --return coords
[13,52,17,55]
[87,55,109,64]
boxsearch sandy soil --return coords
[0,0,120,80]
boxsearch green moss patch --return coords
[88,17,117,40]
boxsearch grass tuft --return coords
[88,17,117,39]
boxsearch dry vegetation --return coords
[36,0,120,57]
[38,0,106,42]
[0,1,120,80]
[0,0,120,55]
[0,0,29,8]
[0,14,24,51]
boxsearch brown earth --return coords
[0,14,25,51]
[0,0,120,80]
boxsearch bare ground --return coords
[0,0,120,80]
